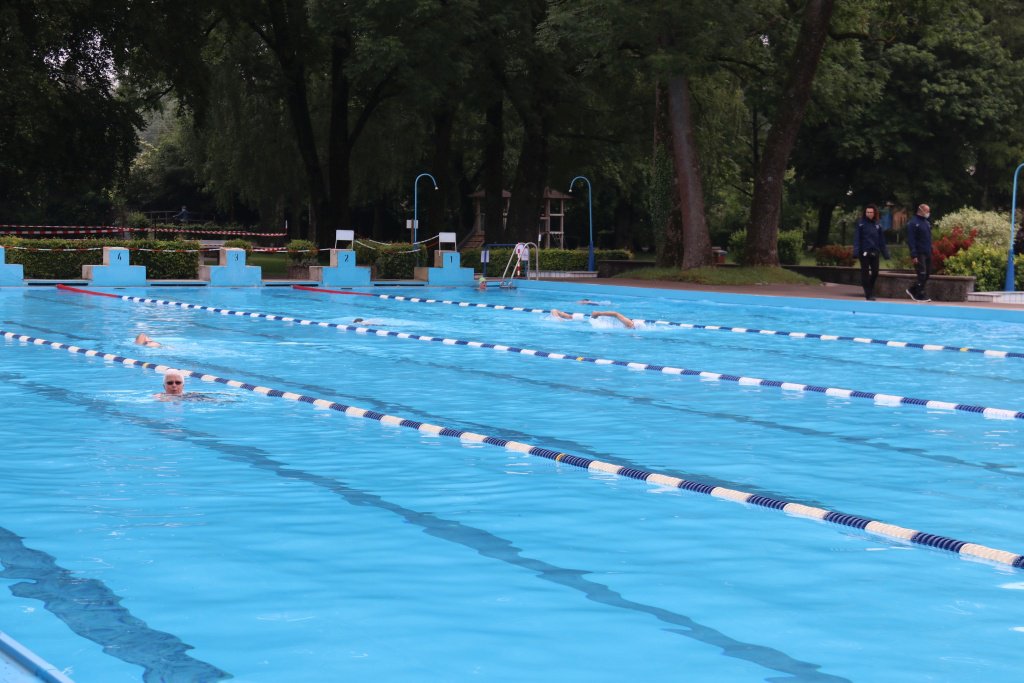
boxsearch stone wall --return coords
[784,265,975,301]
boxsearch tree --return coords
[746,0,836,265]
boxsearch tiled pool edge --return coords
[0,632,73,683]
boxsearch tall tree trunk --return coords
[814,201,834,247]
[653,83,684,268]
[481,99,505,244]
[327,38,352,245]
[506,117,548,243]
[667,74,711,269]
[746,0,836,265]
[429,108,454,235]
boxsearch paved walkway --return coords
[545,277,1024,311]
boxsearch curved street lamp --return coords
[569,175,594,271]
[1007,162,1023,291]
[413,172,439,249]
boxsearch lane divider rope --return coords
[56,285,1024,422]
[3,326,1021,570]
[292,285,1024,360]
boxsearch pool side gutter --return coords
[0,632,74,683]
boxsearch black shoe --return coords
[919,296,931,302]
[867,296,876,301]
[906,288,918,301]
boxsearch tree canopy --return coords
[3,0,1024,259]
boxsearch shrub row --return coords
[0,237,201,279]
[353,242,428,279]
[460,247,631,273]
[943,244,1024,292]
[728,229,803,265]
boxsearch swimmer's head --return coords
[353,318,364,323]
[135,333,160,347]
[162,369,185,395]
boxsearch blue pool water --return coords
[2,282,1024,682]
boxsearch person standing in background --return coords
[906,204,933,302]
[853,204,889,301]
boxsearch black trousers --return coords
[911,255,931,298]
[859,252,880,299]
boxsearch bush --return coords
[935,208,1011,250]
[0,236,200,279]
[223,239,253,255]
[943,243,1024,292]
[122,211,150,229]
[353,242,426,278]
[777,229,804,265]
[931,226,976,274]
[460,248,631,273]
[285,239,319,266]
[815,244,855,266]
[727,230,748,264]
[728,229,802,264]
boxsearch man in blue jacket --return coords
[906,204,932,302]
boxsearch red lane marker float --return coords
[293,285,377,297]
[56,284,122,299]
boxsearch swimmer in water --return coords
[154,369,215,401]
[478,276,488,291]
[155,369,185,398]
[135,333,161,348]
[550,309,636,329]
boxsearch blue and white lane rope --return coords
[57,286,1024,422]
[4,327,1022,570]
[292,284,1024,360]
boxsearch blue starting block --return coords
[313,249,371,287]
[414,233,474,286]
[0,246,24,286]
[199,247,262,286]
[82,247,146,286]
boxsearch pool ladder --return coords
[499,242,539,289]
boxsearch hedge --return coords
[943,244,1024,292]
[354,241,427,279]
[0,237,201,279]
[461,248,632,273]
[729,229,803,265]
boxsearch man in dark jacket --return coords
[906,204,932,302]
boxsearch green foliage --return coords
[815,245,855,267]
[777,229,804,265]
[461,248,631,273]
[123,212,151,229]
[286,240,319,266]
[727,230,748,265]
[0,237,199,279]
[931,226,977,274]
[943,244,1023,292]
[353,242,426,279]
[727,228,803,266]
[613,266,819,286]
[223,239,253,255]
[935,209,1011,250]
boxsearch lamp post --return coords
[1007,162,1024,292]
[413,172,439,249]
[569,175,594,271]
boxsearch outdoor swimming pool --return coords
[1,282,1024,682]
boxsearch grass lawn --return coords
[614,265,820,286]
[248,253,290,277]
